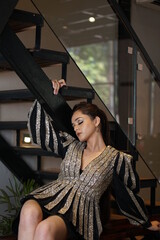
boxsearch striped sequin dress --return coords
[21,101,151,240]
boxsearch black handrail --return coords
[0,0,18,34]
[107,0,160,88]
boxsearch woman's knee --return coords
[35,221,53,239]
[19,200,43,227]
[35,216,68,240]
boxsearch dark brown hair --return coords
[72,102,110,145]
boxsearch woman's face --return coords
[71,110,98,142]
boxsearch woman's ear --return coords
[94,116,101,127]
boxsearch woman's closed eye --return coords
[77,120,83,125]
[72,118,84,128]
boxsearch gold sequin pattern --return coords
[27,102,150,240]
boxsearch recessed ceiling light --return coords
[94,34,102,39]
[89,17,95,23]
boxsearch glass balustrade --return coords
[131,1,160,73]
[30,0,160,182]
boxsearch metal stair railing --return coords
[0,0,18,34]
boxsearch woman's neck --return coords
[85,135,106,153]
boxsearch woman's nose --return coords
[74,125,78,132]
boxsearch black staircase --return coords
[0,5,95,183]
[0,4,130,185]
[0,0,158,206]
[0,1,159,239]
[0,0,18,34]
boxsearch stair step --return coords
[140,178,157,188]
[0,0,18,35]
[35,170,59,181]
[14,146,60,157]
[0,86,94,103]
[0,48,69,70]
[0,89,34,102]
[9,9,44,33]
[30,48,69,66]
[0,121,27,130]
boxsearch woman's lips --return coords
[76,132,81,137]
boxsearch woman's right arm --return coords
[27,100,63,156]
[27,79,75,158]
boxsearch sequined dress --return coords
[23,101,151,240]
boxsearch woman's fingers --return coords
[58,79,66,88]
[148,220,160,231]
[52,80,59,95]
[51,79,66,95]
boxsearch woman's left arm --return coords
[112,152,160,231]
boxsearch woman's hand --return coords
[148,220,160,231]
[51,79,66,95]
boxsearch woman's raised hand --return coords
[51,79,66,95]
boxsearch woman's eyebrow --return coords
[75,117,82,122]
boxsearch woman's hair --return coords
[72,102,110,145]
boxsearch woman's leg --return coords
[34,215,68,240]
[18,199,43,240]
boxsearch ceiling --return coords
[32,0,119,47]
[31,0,160,47]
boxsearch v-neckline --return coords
[79,145,108,174]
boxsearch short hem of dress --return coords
[20,195,84,240]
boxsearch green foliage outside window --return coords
[68,42,117,114]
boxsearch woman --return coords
[17,79,160,240]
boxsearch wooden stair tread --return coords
[144,199,160,206]
[14,146,60,157]
[140,178,157,188]
[9,9,44,33]
[0,86,94,103]
[0,89,34,102]
[0,48,69,71]
[35,170,59,181]
[0,121,27,130]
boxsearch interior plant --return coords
[0,176,39,237]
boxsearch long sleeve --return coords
[112,152,151,228]
[27,100,75,158]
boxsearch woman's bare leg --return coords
[34,215,68,240]
[18,200,43,240]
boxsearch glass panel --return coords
[131,1,160,73]
[31,0,160,181]
[68,42,117,117]
[136,53,160,182]
[31,0,135,139]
